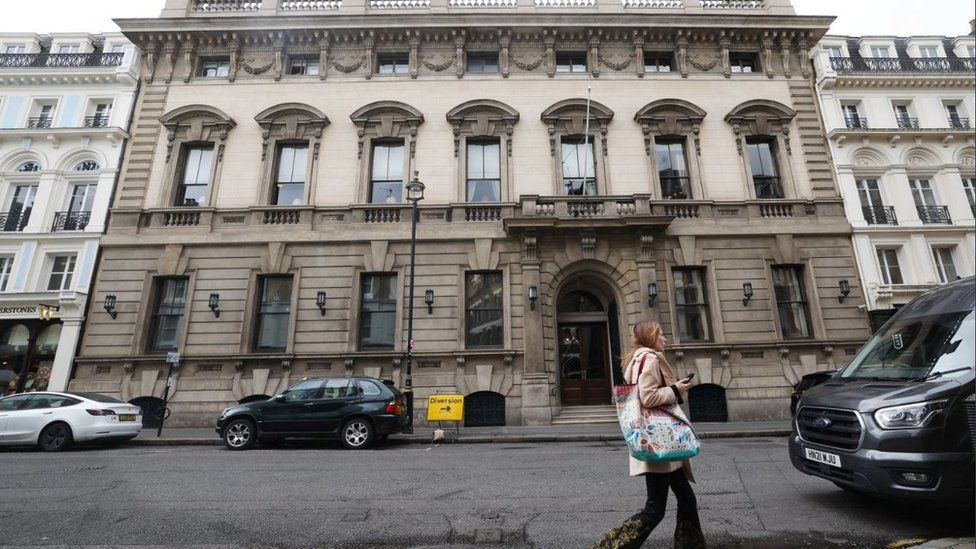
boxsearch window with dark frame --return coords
[47,255,76,292]
[255,276,292,352]
[673,268,712,342]
[746,138,782,198]
[466,52,499,73]
[370,141,405,204]
[465,271,503,349]
[272,143,308,206]
[772,266,812,339]
[175,144,214,207]
[730,52,759,73]
[199,57,230,77]
[876,248,903,285]
[655,138,690,199]
[377,53,410,75]
[932,247,958,284]
[556,52,587,73]
[466,140,501,202]
[560,137,597,196]
[359,273,397,350]
[148,278,188,353]
[288,56,320,76]
[643,52,673,73]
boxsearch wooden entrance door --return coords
[558,323,611,406]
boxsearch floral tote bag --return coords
[613,354,701,462]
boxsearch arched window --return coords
[350,101,424,204]
[725,100,798,200]
[0,324,30,349]
[541,99,615,196]
[688,384,728,422]
[34,324,62,355]
[558,291,604,313]
[74,160,101,172]
[464,391,506,427]
[253,103,330,206]
[16,161,40,173]
[446,99,520,202]
[159,105,236,208]
[635,99,708,200]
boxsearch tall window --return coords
[47,255,76,291]
[359,274,397,350]
[962,177,976,215]
[932,247,958,283]
[918,46,940,58]
[90,102,112,127]
[148,278,187,352]
[199,58,230,77]
[466,52,499,73]
[643,52,673,72]
[842,103,865,127]
[746,138,782,198]
[857,179,891,224]
[945,104,966,127]
[877,248,903,285]
[63,184,97,230]
[655,139,690,199]
[772,266,812,339]
[273,144,308,206]
[730,53,759,73]
[175,144,213,206]
[288,56,319,76]
[893,104,914,127]
[673,269,711,342]
[5,185,37,231]
[466,272,503,348]
[255,276,292,352]
[377,53,409,75]
[560,138,597,196]
[466,141,501,202]
[556,52,587,73]
[909,179,937,207]
[370,142,404,204]
[0,256,14,291]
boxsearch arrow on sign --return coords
[440,406,452,412]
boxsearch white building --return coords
[813,27,976,330]
[0,33,139,395]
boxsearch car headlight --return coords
[219,407,232,419]
[874,400,947,430]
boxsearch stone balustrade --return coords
[699,0,764,8]
[621,0,682,6]
[450,0,518,6]
[368,0,431,8]
[193,0,263,11]
[280,0,342,8]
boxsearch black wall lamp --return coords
[838,279,851,303]
[103,294,117,319]
[742,282,754,306]
[424,289,434,314]
[208,293,220,318]
[316,291,327,315]
[528,285,538,310]
[647,283,658,307]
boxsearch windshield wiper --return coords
[907,367,975,382]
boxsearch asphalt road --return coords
[0,438,972,548]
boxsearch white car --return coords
[0,392,142,451]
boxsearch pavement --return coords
[135,420,794,445]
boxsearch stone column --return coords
[519,234,551,425]
[48,318,84,392]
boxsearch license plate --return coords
[805,447,841,468]
[118,414,137,422]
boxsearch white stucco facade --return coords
[0,33,139,395]
[813,31,976,329]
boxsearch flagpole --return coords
[583,86,592,194]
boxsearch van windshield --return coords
[841,282,975,381]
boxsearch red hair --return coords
[623,320,662,367]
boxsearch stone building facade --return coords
[68,0,872,427]
[813,29,976,332]
[0,33,138,396]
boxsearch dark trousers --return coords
[592,469,706,549]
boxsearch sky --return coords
[0,0,972,36]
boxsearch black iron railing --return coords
[896,117,920,129]
[52,211,91,231]
[0,212,29,232]
[830,56,976,73]
[862,205,897,225]
[83,116,110,128]
[948,117,972,129]
[845,117,869,129]
[27,117,53,129]
[0,52,124,69]
[916,205,951,224]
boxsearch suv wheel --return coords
[223,418,256,450]
[341,418,374,450]
[39,423,73,452]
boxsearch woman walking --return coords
[593,321,707,549]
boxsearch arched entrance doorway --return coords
[556,278,622,406]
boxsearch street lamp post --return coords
[403,173,425,434]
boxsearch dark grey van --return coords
[789,277,975,505]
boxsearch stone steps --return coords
[551,405,618,425]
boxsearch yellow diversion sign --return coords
[427,394,464,422]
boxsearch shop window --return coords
[688,384,728,422]
[254,276,292,352]
[359,273,397,350]
[464,391,506,427]
[465,271,503,349]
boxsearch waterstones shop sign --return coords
[0,305,38,318]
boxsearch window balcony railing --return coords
[52,211,91,232]
[896,117,920,129]
[916,205,951,225]
[830,56,976,74]
[862,205,897,225]
[83,116,110,128]
[0,52,124,69]
[844,117,869,129]
[27,117,53,129]
[0,212,29,232]
[948,117,972,130]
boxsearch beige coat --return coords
[624,348,695,480]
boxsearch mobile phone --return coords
[683,373,695,382]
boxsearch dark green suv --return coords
[215,377,408,450]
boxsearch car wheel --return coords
[223,418,256,450]
[39,423,73,452]
[341,418,374,450]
